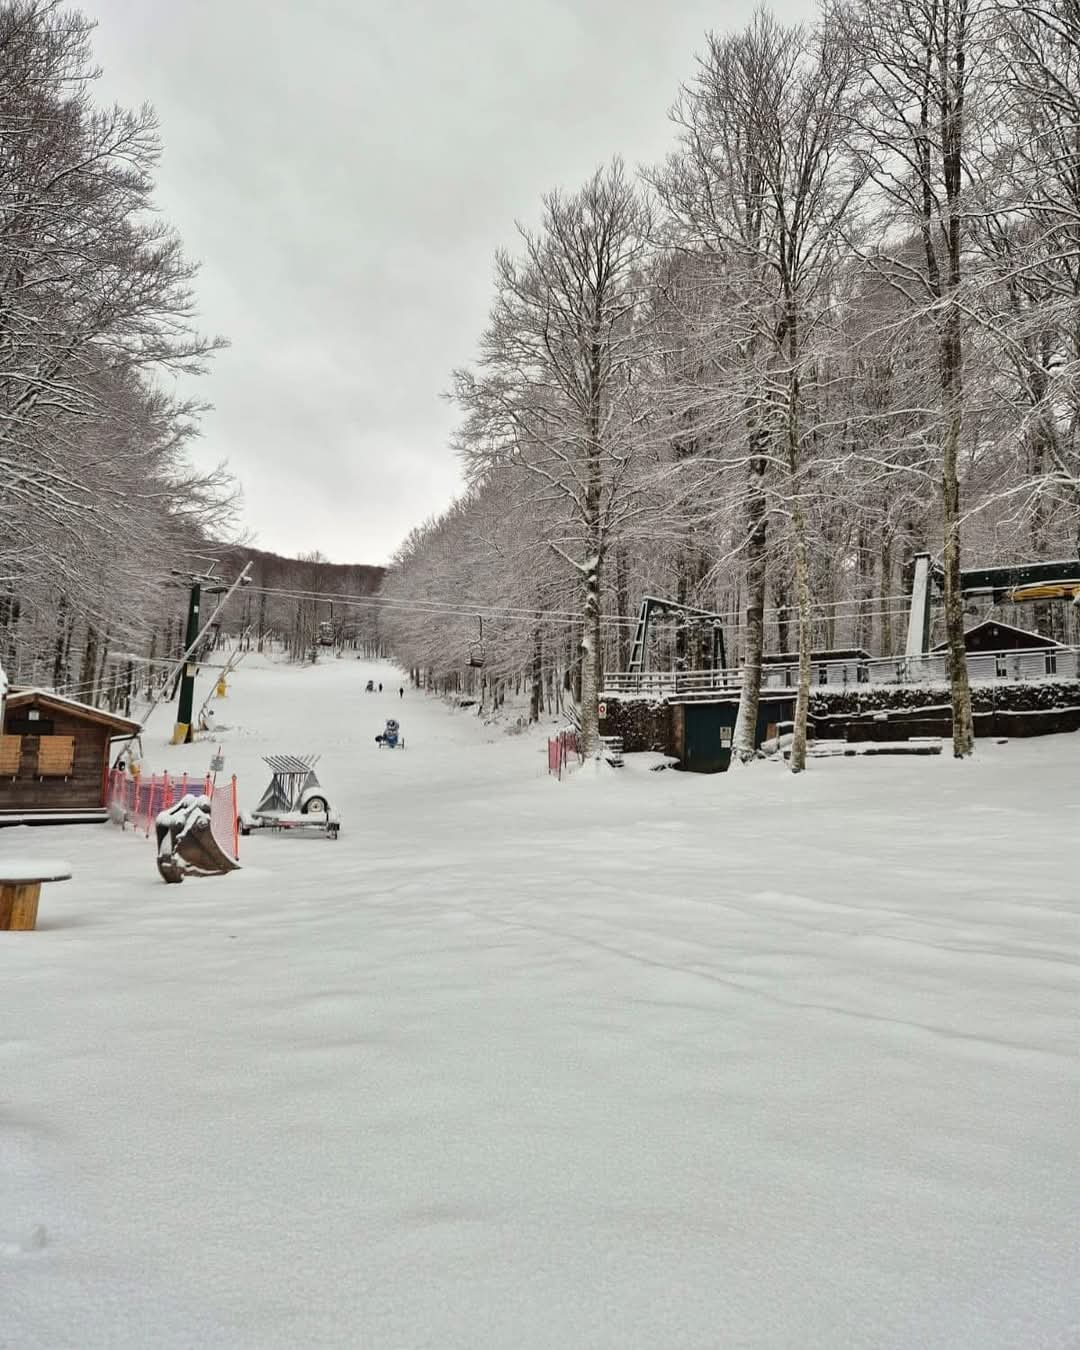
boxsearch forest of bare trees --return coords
[217,546,385,663]
[0,0,235,704]
[380,0,1080,762]
[1,3,396,711]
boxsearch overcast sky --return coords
[88,0,813,566]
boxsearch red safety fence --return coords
[106,769,240,859]
[210,780,241,860]
[547,729,581,780]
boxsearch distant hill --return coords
[215,543,385,595]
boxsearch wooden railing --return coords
[602,646,1080,700]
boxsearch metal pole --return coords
[111,563,253,767]
[904,553,933,658]
[173,580,202,744]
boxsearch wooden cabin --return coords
[762,647,871,688]
[0,689,140,823]
[932,620,1063,654]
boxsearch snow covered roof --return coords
[763,648,870,663]
[931,620,1064,653]
[5,688,142,734]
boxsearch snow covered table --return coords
[0,860,72,931]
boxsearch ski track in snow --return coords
[1,652,1079,1349]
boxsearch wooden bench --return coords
[0,860,73,931]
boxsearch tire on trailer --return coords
[301,795,329,815]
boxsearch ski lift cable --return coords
[31,599,919,704]
[237,584,917,635]
[244,581,919,628]
[239,588,916,644]
[247,580,920,619]
[251,579,922,618]
[20,594,918,705]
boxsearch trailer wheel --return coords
[302,795,329,815]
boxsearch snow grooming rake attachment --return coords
[156,795,241,884]
[239,755,340,839]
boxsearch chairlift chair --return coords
[467,615,486,668]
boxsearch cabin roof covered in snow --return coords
[5,688,142,734]
[931,620,1064,653]
[762,648,870,664]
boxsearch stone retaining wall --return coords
[598,699,674,753]
[808,679,1080,719]
[811,680,1080,740]
[603,680,1080,760]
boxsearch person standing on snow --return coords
[399,686,404,699]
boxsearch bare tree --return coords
[839,0,988,755]
[656,13,859,770]
[0,0,232,690]
[655,19,788,765]
[453,160,651,754]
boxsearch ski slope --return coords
[2,653,1078,1349]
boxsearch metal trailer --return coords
[239,754,340,838]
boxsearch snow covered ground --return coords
[2,652,1078,1349]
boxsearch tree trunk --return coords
[0,588,18,666]
[675,558,689,669]
[1027,382,1052,636]
[80,624,98,698]
[939,5,975,758]
[579,552,602,755]
[855,524,873,652]
[879,530,893,657]
[941,351,975,756]
[94,626,111,707]
[529,622,543,724]
[732,449,768,765]
[790,499,814,774]
[614,546,631,669]
[786,328,813,775]
[51,594,69,688]
[578,406,604,755]
[774,579,792,655]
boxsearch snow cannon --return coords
[375,718,404,750]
